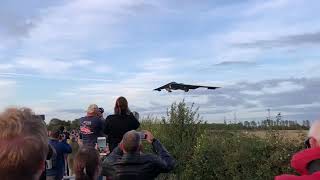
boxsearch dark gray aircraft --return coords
[154,82,220,92]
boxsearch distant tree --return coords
[47,118,72,131]
[70,119,81,130]
[250,121,257,128]
[276,113,282,126]
[305,120,311,128]
[244,121,250,128]
[285,120,289,127]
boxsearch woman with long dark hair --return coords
[74,146,101,180]
[104,96,140,151]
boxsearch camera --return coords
[138,132,147,140]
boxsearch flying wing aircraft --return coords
[154,82,220,92]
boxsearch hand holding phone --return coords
[138,131,155,144]
[143,131,155,144]
[97,137,109,156]
[138,132,147,140]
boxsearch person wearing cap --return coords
[79,104,105,147]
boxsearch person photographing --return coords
[47,129,72,180]
[104,97,140,151]
[80,104,105,147]
[102,130,176,179]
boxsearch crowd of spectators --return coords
[0,96,176,180]
[2,96,320,180]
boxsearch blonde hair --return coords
[308,120,320,141]
[0,108,48,180]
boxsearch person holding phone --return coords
[104,97,140,151]
[101,130,175,179]
[47,128,72,180]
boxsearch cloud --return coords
[15,58,73,74]
[233,31,320,49]
[0,79,16,87]
[0,0,65,39]
[245,0,291,16]
[56,108,85,114]
[0,64,14,71]
[10,58,112,76]
[142,57,175,71]
[0,79,16,106]
[0,16,34,38]
[214,61,257,66]
[167,77,320,122]
[0,72,112,82]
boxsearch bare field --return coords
[246,130,308,140]
[208,130,308,140]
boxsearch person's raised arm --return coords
[144,131,176,173]
[60,136,72,154]
[130,113,140,130]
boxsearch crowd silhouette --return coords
[0,96,176,180]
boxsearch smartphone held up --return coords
[97,137,108,156]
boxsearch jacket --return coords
[102,139,176,180]
[80,116,104,147]
[275,147,320,180]
[47,138,72,179]
[104,113,140,151]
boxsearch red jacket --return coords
[275,148,320,180]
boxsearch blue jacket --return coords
[47,138,72,179]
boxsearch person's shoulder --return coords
[79,116,87,121]
[106,114,120,121]
[141,153,159,162]
[106,114,116,119]
[104,153,122,164]
[275,173,320,180]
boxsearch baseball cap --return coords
[99,107,104,114]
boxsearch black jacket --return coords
[102,139,176,180]
[104,113,140,151]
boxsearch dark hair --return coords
[74,146,101,180]
[114,96,129,115]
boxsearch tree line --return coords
[46,112,311,131]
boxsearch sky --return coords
[0,0,320,123]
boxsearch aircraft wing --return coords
[183,84,220,90]
[201,85,221,90]
[153,83,170,91]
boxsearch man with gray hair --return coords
[102,130,176,179]
[276,120,320,180]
